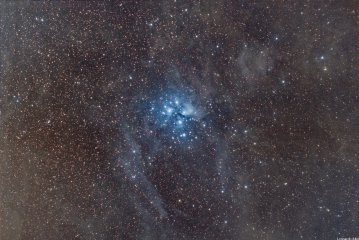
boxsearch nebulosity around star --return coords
[142,88,212,145]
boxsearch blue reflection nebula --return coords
[145,90,207,143]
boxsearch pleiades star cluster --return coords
[0,1,358,240]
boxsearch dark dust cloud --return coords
[0,1,358,240]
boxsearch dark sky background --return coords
[0,1,358,239]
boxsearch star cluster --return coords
[145,89,206,143]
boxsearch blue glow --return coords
[144,89,207,143]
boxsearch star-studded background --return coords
[0,1,358,239]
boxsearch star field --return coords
[0,1,358,240]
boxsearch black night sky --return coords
[0,1,358,239]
